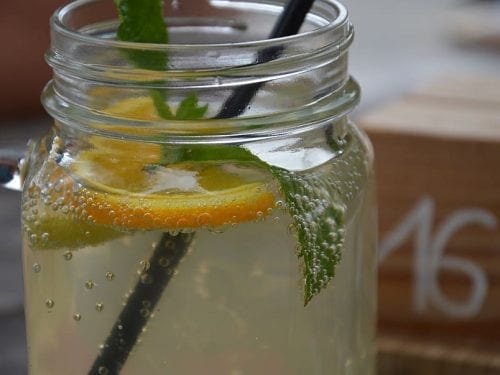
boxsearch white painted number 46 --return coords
[379,196,497,318]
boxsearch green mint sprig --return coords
[115,0,207,119]
[113,0,344,305]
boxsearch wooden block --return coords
[360,75,500,350]
[413,75,500,105]
[378,334,500,375]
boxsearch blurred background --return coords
[1,0,499,373]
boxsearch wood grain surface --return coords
[361,75,500,372]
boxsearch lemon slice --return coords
[26,214,123,251]
[68,96,276,231]
[70,159,275,231]
[23,168,124,251]
[25,96,276,251]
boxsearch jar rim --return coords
[44,0,359,140]
[52,0,349,51]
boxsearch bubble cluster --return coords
[271,167,346,304]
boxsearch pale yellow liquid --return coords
[22,129,376,374]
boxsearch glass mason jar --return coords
[14,0,376,374]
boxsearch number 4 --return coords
[379,196,497,318]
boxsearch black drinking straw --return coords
[217,0,315,119]
[88,0,315,373]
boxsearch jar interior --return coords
[60,0,337,44]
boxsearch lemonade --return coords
[20,0,375,373]
[21,112,375,374]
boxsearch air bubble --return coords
[158,257,170,267]
[41,232,49,243]
[45,299,55,309]
[95,303,104,312]
[32,263,41,273]
[105,272,115,281]
[139,260,150,272]
[196,212,212,226]
[140,273,153,285]
[63,251,73,261]
[85,280,96,290]
[98,366,109,375]
[73,313,82,322]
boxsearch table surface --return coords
[1,0,499,373]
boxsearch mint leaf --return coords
[175,93,209,120]
[270,168,344,305]
[157,143,345,305]
[114,0,167,44]
[114,0,345,305]
[151,90,174,119]
[115,1,207,120]
[114,0,168,70]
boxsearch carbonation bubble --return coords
[98,366,109,375]
[140,273,153,285]
[73,313,82,322]
[196,212,212,226]
[105,272,115,281]
[63,251,73,261]
[85,280,96,290]
[45,299,54,309]
[158,257,170,267]
[95,303,104,312]
[139,260,150,272]
[32,263,41,273]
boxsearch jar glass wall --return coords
[21,1,376,374]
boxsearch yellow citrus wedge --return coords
[103,96,161,121]
[74,178,275,231]
[66,96,276,231]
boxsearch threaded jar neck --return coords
[43,0,359,141]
